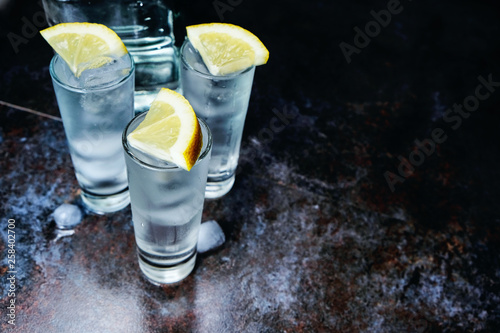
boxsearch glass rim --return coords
[180,38,255,80]
[49,52,135,92]
[122,111,213,171]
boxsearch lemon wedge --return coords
[40,22,128,77]
[127,88,202,171]
[186,23,269,75]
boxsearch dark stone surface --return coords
[1,0,500,332]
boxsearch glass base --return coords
[138,251,197,285]
[80,188,130,214]
[205,175,235,199]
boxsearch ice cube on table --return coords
[53,203,82,229]
[197,220,225,253]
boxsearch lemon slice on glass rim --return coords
[186,23,269,75]
[40,22,128,77]
[127,88,203,171]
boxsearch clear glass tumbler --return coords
[49,53,135,214]
[122,112,212,284]
[42,0,180,112]
[180,39,255,199]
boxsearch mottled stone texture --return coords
[1,0,500,332]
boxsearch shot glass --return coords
[49,53,135,214]
[42,0,180,112]
[122,112,212,285]
[180,39,256,199]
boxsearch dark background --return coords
[1,0,500,331]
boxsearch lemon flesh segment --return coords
[187,23,269,76]
[127,88,202,171]
[198,32,255,75]
[40,23,128,77]
[134,100,176,132]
